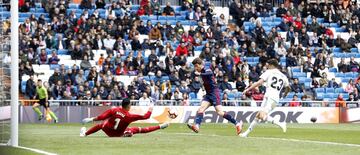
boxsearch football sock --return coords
[49,111,58,121]
[33,107,42,116]
[138,126,161,134]
[243,118,259,136]
[85,124,102,136]
[223,113,238,125]
[266,115,282,128]
[195,112,204,127]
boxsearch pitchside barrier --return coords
[15,100,360,124]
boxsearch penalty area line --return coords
[0,143,58,155]
[157,132,360,147]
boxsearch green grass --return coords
[0,146,40,155]
[8,123,360,155]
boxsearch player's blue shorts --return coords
[202,91,221,106]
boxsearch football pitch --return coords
[1,123,360,155]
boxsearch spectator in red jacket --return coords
[176,41,188,56]
[137,6,146,16]
[289,95,301,107]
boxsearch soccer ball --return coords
[46,114,52,122]
[168,108,178,119]
[310,117,317,123]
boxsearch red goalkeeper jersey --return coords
[94,107,152,135]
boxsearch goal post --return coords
[10,0,19,147]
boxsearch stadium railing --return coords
[17,99,360,108]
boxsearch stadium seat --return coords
[58,49,68,55]
[315,88,325,93]
[189,92,196,99]
[176,16,186,20]
[89,81,95,88]
[335,73,345,78]
[166,16,176,20]
[161,76,169,81]
[227,93,235,99]
[342,78,351,83]
[140,15,149,21]
[291,68,301,73]
[330,23,339,27]
[298,77,306,84]
[343,93,349,99]
[324,93,333,99]
[329,68,337,72]
[21,81,26,94]
[350,48,358,53]
[335,88,345,93]
[149,16,157,20]
[325,88,335,93]
[304,83,311,89]
[50,64,60,70]
[316,93,324,100]
[287,92,295,98]
[333,47,341,53]
[69,4,79,9]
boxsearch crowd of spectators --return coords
[3,0,359,107]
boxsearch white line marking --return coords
[0,143,58,155]
[159,132,360,147]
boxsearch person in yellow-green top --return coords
[33,79,58,123]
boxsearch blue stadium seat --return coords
[330,23,339,27]
[21,81,26,94]
[50,64,60,70]
[140,15,149,21]
[161,76,169,81]
[305,78,312,83]
[315,88,325,93]
[280,57,286,62]
[324,93,336,99]
[316,93,324,100]
[335,73,345,78]
[329,67,337,72]
[355,53,360,58]
[227,93,235,99]
[253,57,259,62]
[195,45,203,51]
[149,16,157,20]
[342,78,351,83]
[69,4,79,9]
[353,73,359,78]
[35,3,41,8]
[333,47,341,53]
[131,5,140,10]
[351,48,358,53]
[58,49,68,55]
[345,72,353,78]
[291,68,301,73]
[287,92,295,98]
[318,18,324,23]
[274,17,282,22]
[166,16,176,20]
[304,83,311,89]
[335,28,346,32]
[325,88,335,93]
[335,88,345,93]
[343,93,349,99]
[176,16,186,20]
[89,81,95,88]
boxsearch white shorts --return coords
[260,97,277,113]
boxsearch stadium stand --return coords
[1,0,360,107]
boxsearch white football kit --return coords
[259,69,289,113]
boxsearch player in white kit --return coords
[240,59,291,137]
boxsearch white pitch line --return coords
[160,132,360,148]
[0,143,57,155]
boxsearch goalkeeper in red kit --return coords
[80,98,169,137]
